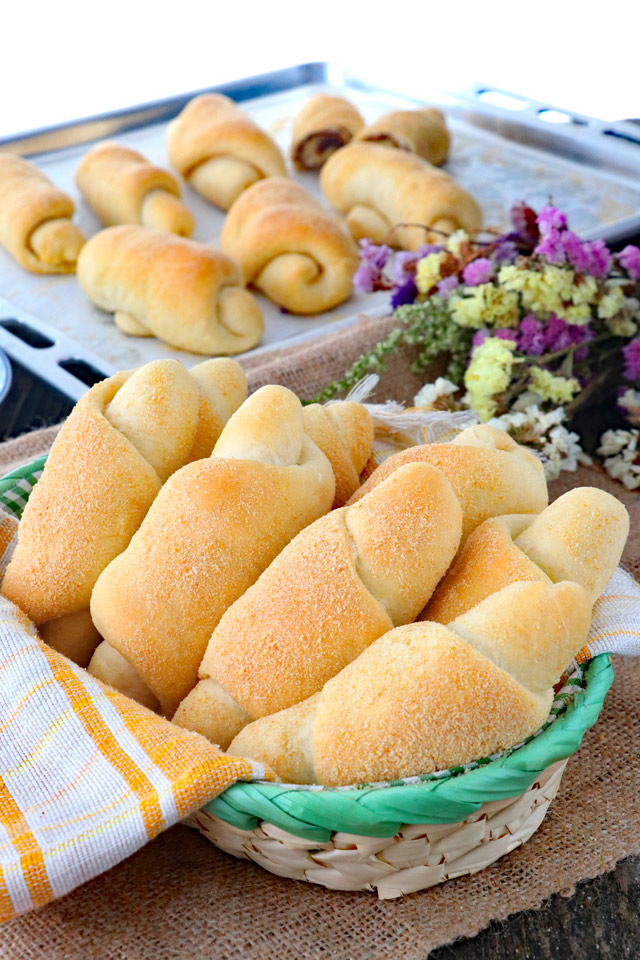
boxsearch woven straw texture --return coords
[0,318,639,957]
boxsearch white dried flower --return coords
[414,377,459,409]
[598,429,640,490]
[488,404,590,481]
[618,388,640,427]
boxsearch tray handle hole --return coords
[57,359,107,388]
[477,90,528,111]
[538,109,575,125]
[0,319,54,349]
[603,128,640,147]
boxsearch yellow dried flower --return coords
[446,229,469,258]
[416,252,446,294]
[529,367,580,404]
[464,337,517,420]
[450,284,519,329]
[597,286,626,320]
[498,264,597,325]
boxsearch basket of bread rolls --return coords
[0,354,632,900]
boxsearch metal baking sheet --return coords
[2,62,640,401]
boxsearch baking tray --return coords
[2,61,640,402]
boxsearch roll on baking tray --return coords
[76,225,264,354]
[220,178,358,314]
[75,141,194,236]
[354,107,450,166]
[0,153,85,273]
[167,93,286,210]
[320,141,481,250]
[291,93,365,170]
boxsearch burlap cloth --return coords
[1,313,638,959]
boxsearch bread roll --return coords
[174,461,462,748]
[89,387,373,716]
[423,488,629,623]
[229,580,592,785]
[301,401,373,507]
[220,178,358,314]
[76,225,263,354]
[1,358,247,665]
[75,142,194,236]
[348,424,548,541]
[291,94,364,170]
[0,154,85,273]
[355,107,449,166]
[167,93,286,210]
[320,142,481,250]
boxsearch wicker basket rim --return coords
[0,456,615,841]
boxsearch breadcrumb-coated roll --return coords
[77,225,264,355]
[75,141,194,236]
[1,358,247,666]
[174,461,462,749]
[320,141,481,250]
[167,93,286,211]
[355,107,450,166]
[348,424,548,542]
[291,93,365,170]
[0,154,85,273]
[88,387,372,716]
[229,580,593,785]
[221,178,358,314]
[421,487,629,624]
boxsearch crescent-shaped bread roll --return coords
[0,154,85,273]
[229,580,592,785]
[75,142,194,236]
[76,225,263,354]
[220,178,358,314]
[89,387,373,716]
[355,107,450,166]
[167,93,286,211]
[422,488,630,623]
[1,358,247,665]
[320,142,482,250]
[291,94,365,170]
[348,424,548,541]
[301,401,373,507]
[174,462,462,748]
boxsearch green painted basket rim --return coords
[0,457,614,842]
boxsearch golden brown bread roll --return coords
[220,178,358,314]
[75,142,194,236]
[229,580,592,785]
[174,461,462,748]
[355,107,450,166]
[0,153,85,273]
[1,358,247,665]
[422,488,630,623]
[348,424,548,541]
[88,387,373,716]
[301,401,373,507]
[76,225,263,354]
[291,94,365,170]
[320,142,481,250]
[167,93,286,211]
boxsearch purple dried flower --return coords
[416,243,442,258]
[537,205,567,234]
[560,231,590,273]
[543,314,574,351]
[493,239,518,263]
[619,244,640,280]
[390,278,418,309]
[582,238,612,278]
[471,328,490,350]
[391,250,418,286]
[462,257,494,286]
[518,315,546,355]
[509,202,540,247]
[623,338,640,381]
[437,275,460,295]
[534,228,566,265]
[353,240,393,293]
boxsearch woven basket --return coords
[0,458,615,898]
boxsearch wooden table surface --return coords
[1,364,638,960]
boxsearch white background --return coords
[1,1,639,138]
